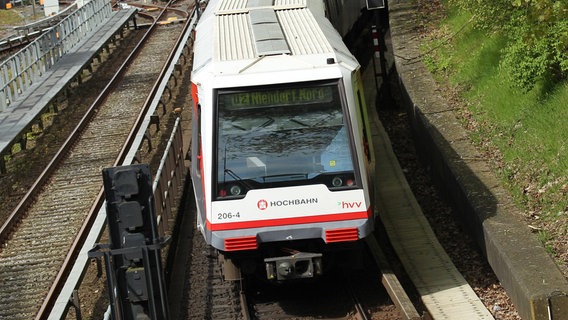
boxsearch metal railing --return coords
[12,3,78,37]
[0,3,78,54]
[153,117,185,237]
[0,0,112,112]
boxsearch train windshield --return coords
[215,81,358,199]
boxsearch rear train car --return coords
[190,0,375,281]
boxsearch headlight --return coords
[332,176,343,187]
[229,185,242,196]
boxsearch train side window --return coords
[196,104,203,176]
[357,90,371,162]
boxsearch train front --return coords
[193,78,375,280]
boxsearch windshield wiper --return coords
[222,143,252,190]
[262,173,308,183]
[290,119,310,127]
[224,169,253,190]
[260,117,274,127]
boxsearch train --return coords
[190,0,376,281]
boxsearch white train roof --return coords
[192,0,359,81]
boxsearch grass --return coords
[422,4,568,255]
[0,5,44,31]
[0,9,24,27]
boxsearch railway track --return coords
[130,2,190,25]
[244,243,410,320]
[173,197,416,320]
[0,1,193,318]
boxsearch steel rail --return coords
[127,1,189,26]
[35,4,181,316]
[0,8,150,247]
[337,270,373,320]
[130,3,190,20]
[239,288,252,320]
[365,236,422,320]
[114,4,193,169]
[0,30,43,55]
[32,21,158,320]
[0,0,186,318]
[48,5,198,317]
[347,279,371,320]
[0,3,124,243]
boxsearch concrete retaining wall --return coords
[387,1,568,319]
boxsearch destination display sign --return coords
[220,87,334,110]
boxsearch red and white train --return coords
[190,0,376,281]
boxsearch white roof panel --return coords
[196,0,358,76]
[274,0,306,6]
[215,4,334,60]
[217,0,247,11]
[216,0,306,13]
[216,13,256,61]
[277,8,333,55]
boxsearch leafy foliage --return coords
[449,0,568,91]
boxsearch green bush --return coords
[449,0,568,91]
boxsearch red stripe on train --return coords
[207,208,371,231]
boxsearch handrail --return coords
[12,2,78,36]
[0,0,112,112]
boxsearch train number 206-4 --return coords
[217,212,240,220]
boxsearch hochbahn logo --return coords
[257,199,268,210]
[257,198,318,210]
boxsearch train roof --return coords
[192,0,359,81]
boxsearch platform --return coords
[0,8,137,173]
[361,39,494,319]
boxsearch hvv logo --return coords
[338,201,362,209]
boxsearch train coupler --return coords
[264,252,323,281]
